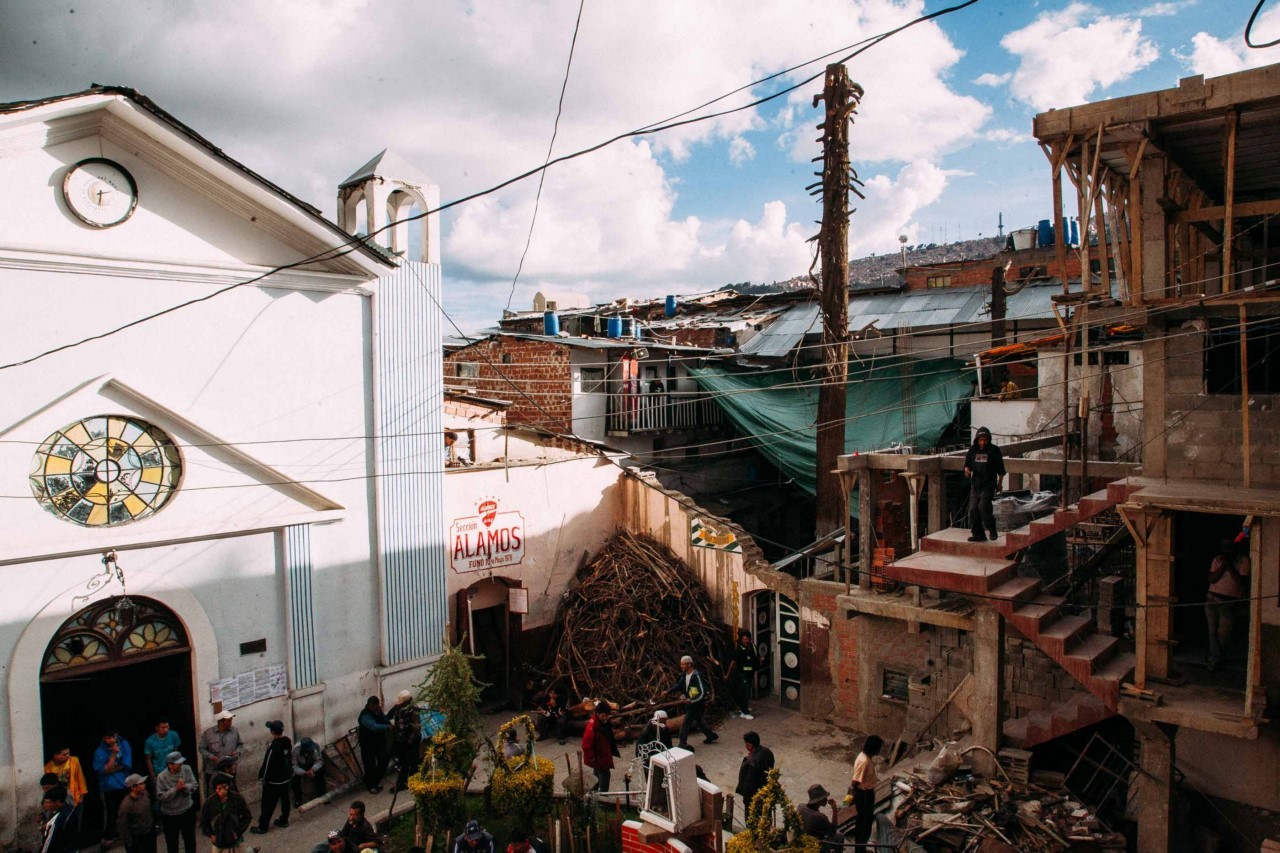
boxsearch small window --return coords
[455,362,480,379]
[881,668,910,702]
[926,275,951,289]
[580,368,605,393]
[501,353,512,365]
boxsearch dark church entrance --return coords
[39,596,195,844]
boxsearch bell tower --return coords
[337,149,441,264]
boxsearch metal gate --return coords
[750,591,774,697]
[778,594,801,708]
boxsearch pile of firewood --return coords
[544,530,728,704]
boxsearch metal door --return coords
[778,594,802,708]
[750,591,774,697]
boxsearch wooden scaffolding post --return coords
[813,63,863,538]
[1223,110,1239,292]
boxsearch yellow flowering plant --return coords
[408,733,467,835]
[488,715,555,828]
[725,769,819,853]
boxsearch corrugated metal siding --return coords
[284,524,318,688]
[375,261,448,665]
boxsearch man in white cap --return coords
[199,712,242,792]
[665,655,717,749]
[634,709,672,772]
[155,751,198,853]
[388,689,422,793]
[116,773,155,853]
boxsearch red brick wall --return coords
[830,610,860,724]
[443,338,573,433]
[622,821,718,853]
[904,247,1083,291]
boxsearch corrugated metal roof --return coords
[739,279,1086,358]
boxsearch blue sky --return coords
[1,0,1277,332]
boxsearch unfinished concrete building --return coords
[766,63,1280,852]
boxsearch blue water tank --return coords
[607,316,622,339]
[1038,219,1054,248]
[1069,218,1080,246]
[543,311,559,336]
[634,320,643,339]
[665,295,677,318]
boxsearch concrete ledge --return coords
[834,589,975,631]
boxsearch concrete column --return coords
[970,608,1004,776]
[1133,721,1177,853]
[926,472,945,534]
[857,470,876,590]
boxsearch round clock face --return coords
[62,158,138,228]
[29,415,182,527]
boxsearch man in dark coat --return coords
[357,696,391,793]
[251,721,293,834]
[964,426,1005,542]
[199,773,251,851]
[581,702,619,793]
[39,786,77,853]
[666,655,718,748]
[389,689,422,793]
[734,732,774,813]
[725,630,760,719]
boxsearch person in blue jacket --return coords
[357,696,391,793]
[665,655,718,749]
[93,728,134,844]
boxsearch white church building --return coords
[0,87,448,844]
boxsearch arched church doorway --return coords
[39,595,195,842]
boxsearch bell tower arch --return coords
[337,149,441,264]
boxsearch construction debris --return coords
[884,743,1125,850]
[544,530,727,705]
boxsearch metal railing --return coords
[605,391,724,434]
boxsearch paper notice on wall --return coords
[210,663,289,710]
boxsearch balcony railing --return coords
[606,391,724,434]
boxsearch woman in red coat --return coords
[581,703,619,794]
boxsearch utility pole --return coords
[811,63,863,538]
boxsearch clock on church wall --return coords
[29,415,182,527]
[61,158,138,228]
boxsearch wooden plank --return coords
[1128,143,1144,305]
[1245,517,1262,717]
[1223,110,1238,292]
[1172,197,1280,224]
[1146,513,1173,681]
[1241,304,1251,488]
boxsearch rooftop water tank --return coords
[607,316,623,339]
[665,295,677,318]
[543,311,560,336]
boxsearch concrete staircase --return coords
[883,480,1142,713]
[1003,693,1114,749]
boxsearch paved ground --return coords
[208,697,866,851]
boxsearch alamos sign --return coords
[450,498,525,573]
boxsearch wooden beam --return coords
[1241,303,1251,489]
[1172,197,1280,224]
[1245,518,1262,717]
[1223,110,1238,292]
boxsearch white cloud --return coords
[1183,5,1280,77]
[984,127,1033,144]
[1138,0,1196,16]
[974,72,1012,86]
[1001,4,1159,110]
[848,160,952,256]
[728,136,756,166]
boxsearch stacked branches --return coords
[547,530,728,703]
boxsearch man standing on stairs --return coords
[964,426,1005,543]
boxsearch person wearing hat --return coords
[155,750,198,853]
[291,736,327,808]
[581,702,620,794]
[251,720,294,834]
[357,696,392,793]
[320,828,356,853]
[199,712,242,792]
[533,687,569,745]
[389,688,422,793]
[796,784,839,848]
[199,773,251,853]
[117,773,156,853]
[634,709,672,769]
[734,732,774,814]
[336,800,380,850]
[665,655,718,748]
[964,426,1005,542]
[725,631,761,720]
[452,819,495,853]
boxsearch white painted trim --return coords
[0,248,376,295]
[5,569,219,839]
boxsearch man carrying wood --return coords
[666,655,718,749]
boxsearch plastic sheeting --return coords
[688,357,972,496]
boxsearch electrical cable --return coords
[504,0,586,313]
[1245,0,1280,48]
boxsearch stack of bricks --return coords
[1003,635,1088,720]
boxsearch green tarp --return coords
[688,357,971,496]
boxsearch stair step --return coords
[883,551,1017,595]
[1039,613,1093,654]
[1065,633,1120,671]
[988,577,1042,604]
[1011,596,1066,632]
[1076,487,1117,520]
[920,527,1009,556]
[1094,652,1136,683]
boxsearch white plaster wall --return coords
[1177,727,1280,811]
[570,349,608,443]
[444,456,622,629]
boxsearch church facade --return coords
[0,87,447,843]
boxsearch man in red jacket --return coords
[581,702,619,794]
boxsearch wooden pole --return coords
[1224,110,1238,292]
[814,63,861,538]
[1240,304,1251,489]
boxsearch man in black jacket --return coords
[725,631,760,720]
[666,655,718,748]
[964,426,1005,542]
[199,774,251,851]
[735,732,774,814]
[251,720,293,834]
[39,786,77,853]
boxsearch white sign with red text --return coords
[450,498,526,573]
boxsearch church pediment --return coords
[0,375,346,565]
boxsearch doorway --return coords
[1173,511,1248,680]
[457,579,522,707]
[40,596,195,841]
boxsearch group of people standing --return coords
[38,689,424,853]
